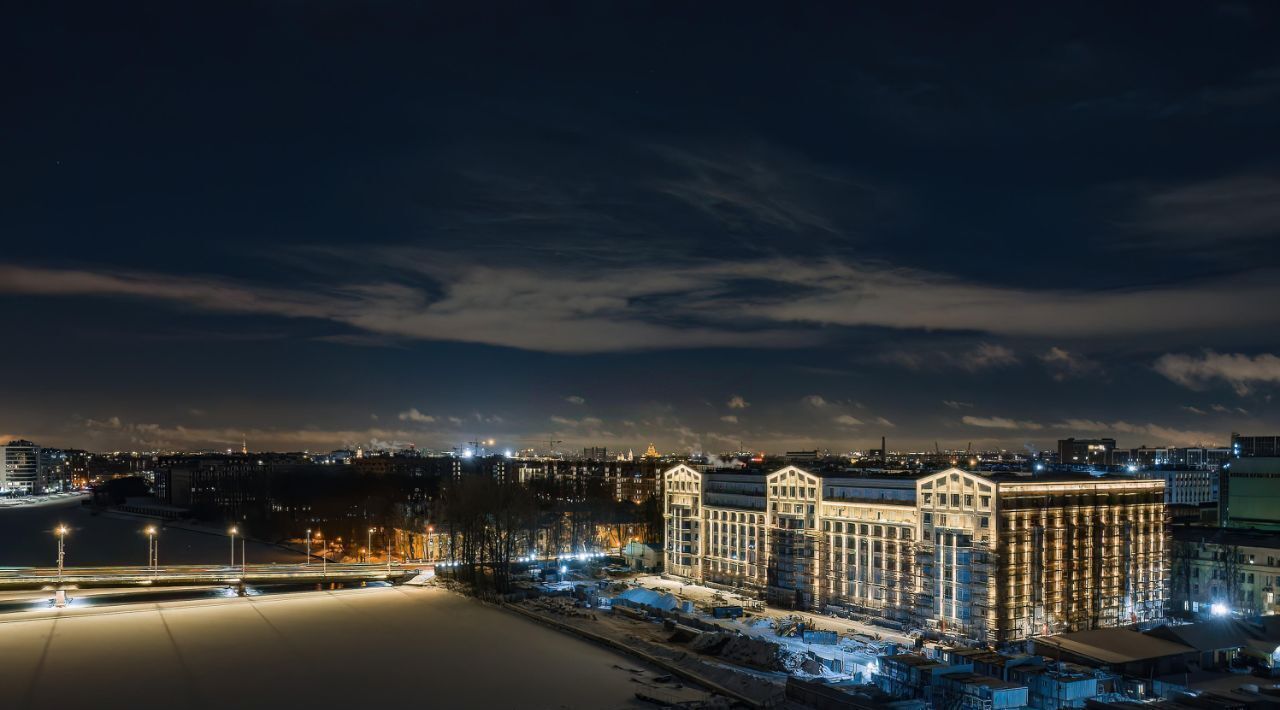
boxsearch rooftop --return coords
[1035,628,1195,665]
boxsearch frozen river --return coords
[0,497,301,567]
[2,585,697,709]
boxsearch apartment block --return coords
[663,464,1167,647]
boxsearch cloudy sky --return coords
[4,3,1280,453]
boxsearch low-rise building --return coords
[1169,526,1280,618]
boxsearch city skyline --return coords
[6,4,1280,453]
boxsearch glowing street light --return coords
[228,526,238,568]
[315,530,326,576]
[145,526,158,570]
[55,525,68,580]
[367,527,375,563]
[305,528,312,565]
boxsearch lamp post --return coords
[305,528,312,565]
[229,526,238,569]
[56,525,68,580]
[367,527,375,564]
[145,526,157,570]
[316,531,326,577]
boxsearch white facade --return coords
[1136,468,1218,506]
[1,440,43,495]
[664,464,1167,646]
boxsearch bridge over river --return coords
[0,562,426,590]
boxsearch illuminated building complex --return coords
[663,465,1167,646]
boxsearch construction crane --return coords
[463,438,497,456]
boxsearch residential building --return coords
[663,464,1167,646]
[1125,447,1231,469]
[1232,433,1280,458]
[1134,468,1218,506]
[38,448,72,492]
[1169,526,1280,618]
[1058,438,1117,467]
[0,440,43,495]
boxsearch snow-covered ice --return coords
[3,585,691,709]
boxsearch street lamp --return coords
[228,526,238,568]
[367,527,375,564]
[316,531,326,576]
[145,526,157,570]
[305,528,312,565]
[56,525,68,579]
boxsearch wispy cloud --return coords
[803,395,829,408]
[1051,418,1223,447]
[565,395,586,405]
[719,415,739,424]
[397,408,435,423]
[654,145,863,234]
[726,395,751,410]
[550,415,604,428]
[83,416,437,451]
[1154,351,1280,395]
[1040,347,1101,381]
[1122,175,1280,251]
[942,400,974,410]
[881,343,1018,372]
[5,257,1280,354]
[961,415,1043,431]
[958,414,1223,446]
[833,414,864,427]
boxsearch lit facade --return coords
[1169,527,1280,619]
[0,440,43,495]
[663,465,1168,646]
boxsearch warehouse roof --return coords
[1036,629,1194,665]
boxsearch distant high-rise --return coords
[1232,433,1280,458]
[1057,438,1116,466]
[0,440,43,495]
[583,446,607,460]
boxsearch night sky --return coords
[5,3,1280,454]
